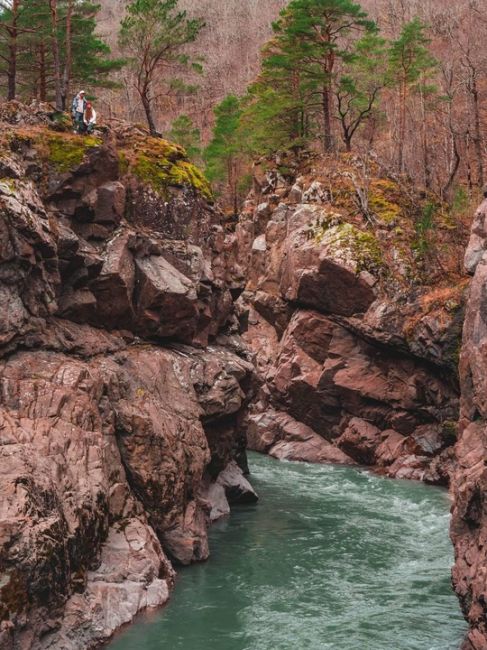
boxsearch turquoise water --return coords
[109,452,467,650]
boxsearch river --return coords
[109,452,467,650]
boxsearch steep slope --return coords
[229,151,467,483]
[0,103,256,649]
[451,197,487,650]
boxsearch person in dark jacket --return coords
[71,90,86,133]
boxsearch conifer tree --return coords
[204,95,245,214]
[334,32,387,151]
[270,0,377,151]
[0,0,124,106]
[118,0,204,136]
[387,18,437,173]
[240,0,378,154]
[168,114,201,161]
[240,27,311,155]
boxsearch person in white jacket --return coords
[82,102,97,134]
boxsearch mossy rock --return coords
[47,134,101,171]
[32,131,102,172]
[321,222,384,275]
[129,137,212,200]
[369,179,403,224]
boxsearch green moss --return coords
[369,194,402,223]
[322,222,384,274]
[45,134,102,172]
[0,178,16,192]
[367,180,402,224]
[131,138,212,200]
[345,225,383,273]
[441,420,458,445]
[307,211,341,241]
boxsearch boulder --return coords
[279,206,377,316]
[216,461,258,504]
[205,482,231,522]
[135,255,199,341]
[337,417,382,465]
[91,231,135,328]
[88,181,126,225]
[247,409,355,466]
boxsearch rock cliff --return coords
[451,197,487,650]
[0,103,256,649]
[0,102,479,650]
[230,151,467,484]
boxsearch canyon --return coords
[0,101,485,650]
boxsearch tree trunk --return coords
[420,83,431,189]
[398,79,407,173]
[321,29,335,153]
[7,36,17,101]
[233,162,238,215]
[322,85,333,152]
[141,91,157,135]
[61,0,73,111]
[442,134,460,200]
[470,68,484,187]
[466,129,473,194]
[6,0,20,101]
[49,0,63,111]
[39,42,47,102]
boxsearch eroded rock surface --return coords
[451,206,487,650]
[0,108,256,649]
[228,152,466,484]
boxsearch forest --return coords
[0,0,486,210]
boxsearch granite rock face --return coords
[0,109,256,649]
[229,152,466,484]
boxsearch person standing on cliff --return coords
[71,90,86,133]
[82,102,97,134]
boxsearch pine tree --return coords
[168,114,201,161]
[240,27,311,156]
[0,0,124,106]
[239,0,377,154]
[387,18,437,173]
[0,0,22,100]
[271,0,377,151]
[118,0,204,136]
[68,2,125,96]
[204,95,245,214]
[334,32,387,151]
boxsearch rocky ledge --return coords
[0,103,257,649]
[229,151,468,484]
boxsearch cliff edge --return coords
[0,102,256,649]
